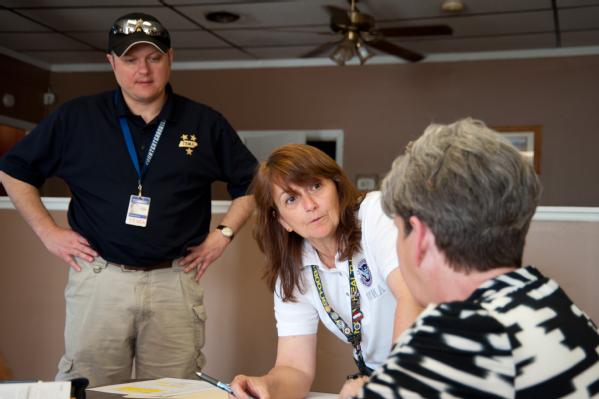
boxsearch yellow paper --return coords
[120,387,163,393]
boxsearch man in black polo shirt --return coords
[0,13,257,386]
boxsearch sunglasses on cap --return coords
[111,17,168,37]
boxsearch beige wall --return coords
[45,55,599,206]
[0,207,597,392]
[0,208,353,391]
[524,220,599,323]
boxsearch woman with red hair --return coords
[231,144,419,399]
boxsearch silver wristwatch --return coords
[216,224,234,240]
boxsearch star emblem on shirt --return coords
[178,133,199,156]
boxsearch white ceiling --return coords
[1,0,599,68]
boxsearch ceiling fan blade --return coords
[301,39,341,58]
[325,5,351,29]
[368,39,424,62]
[378,25,453,37]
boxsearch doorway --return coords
[0,124,27,196]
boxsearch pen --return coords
[196,371,236,397]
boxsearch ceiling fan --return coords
[303,0,453,65]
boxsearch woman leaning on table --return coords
[230,144,421,399]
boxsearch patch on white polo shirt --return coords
[357,258,372,287]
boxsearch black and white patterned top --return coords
[358,266,599,398]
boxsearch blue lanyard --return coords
[118,116,166,194]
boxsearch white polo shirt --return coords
[274,191,398,370]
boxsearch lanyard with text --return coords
[119,116,166,227]
[311,259,371,376]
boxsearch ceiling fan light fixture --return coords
[355,38,374,65]
[316,2,434,64]
[329,36,355,66]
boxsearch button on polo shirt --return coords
[0,85,257,266]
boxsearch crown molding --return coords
[41,46,599,73]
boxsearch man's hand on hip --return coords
[180,230,230,281]
[40,225,97,271]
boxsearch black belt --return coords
[108,260,173,271]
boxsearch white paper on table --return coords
[0,381,70,399]
[306,393,338,399]
[123,392,227,399]
[121,390,335,399]
[88,378,217,397]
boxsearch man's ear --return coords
[106,53,115,70]
[167,48,174,64]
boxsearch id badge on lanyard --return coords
[126,194,151,227]
[119,116,166,228]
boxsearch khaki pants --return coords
[55,257,206,387]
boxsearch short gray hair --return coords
[381,118,542,272]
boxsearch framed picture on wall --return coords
[356,174,378,192]
[493,125,542,174]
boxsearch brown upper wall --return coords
[5,54,599,206]
[0,54,50,122]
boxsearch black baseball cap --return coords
[108,13,171,56]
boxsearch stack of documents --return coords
[88,378,338,398]
[0,381,71,399]
[88,378,226,398]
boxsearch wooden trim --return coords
[2,197,598,222]
[0,197,232,214]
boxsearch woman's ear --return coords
[409,216,429,266]
[278,216,293,232]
